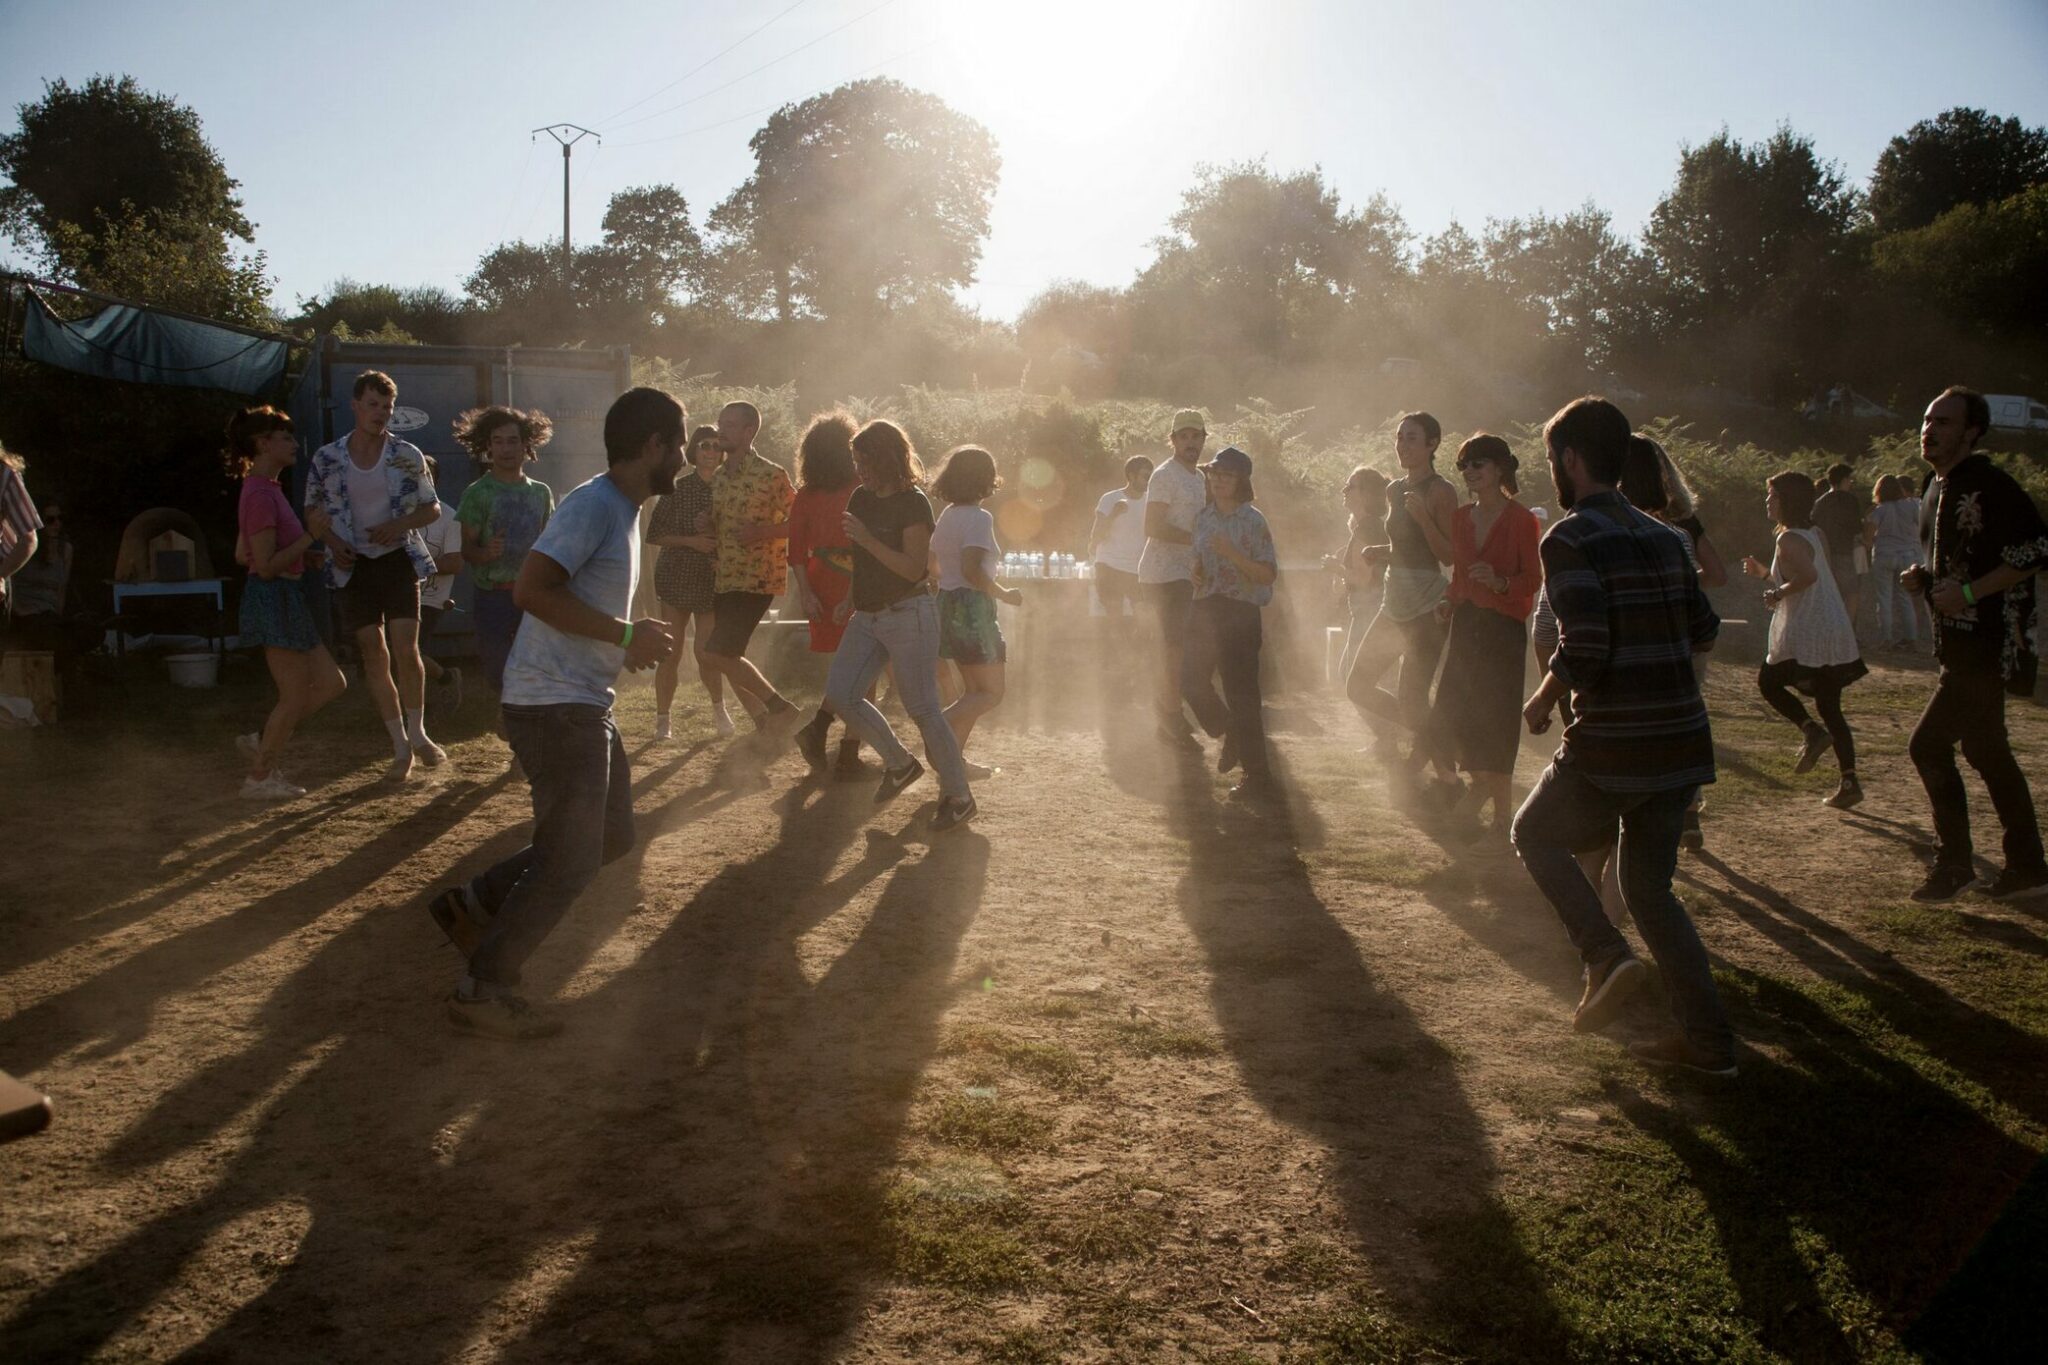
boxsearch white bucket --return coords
[165,652,220,688]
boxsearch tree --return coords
[0,75,265,318]
[464,185,707,342]
[1482,205,1636,374]
[1868,107,2048,236]
[709,78,999,323]
[296,279,470,344]
[1637,126,1860,397]
[1872,183,2048,335]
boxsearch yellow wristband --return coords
[620,621,634,649]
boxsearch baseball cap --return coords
[1171,408,1207,435]
[1201,445,1253,478]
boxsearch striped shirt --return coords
[0,463,41,558]
[1542,490,1718,793]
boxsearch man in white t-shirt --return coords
[1089,455,1154,617]
[1137,409,1209,747]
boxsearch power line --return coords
[606,0,905,133]
[604,39,936,150]
[597,0,816,127]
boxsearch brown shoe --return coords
[1572,954,1646,1033]
[1627,1035,1738,1078]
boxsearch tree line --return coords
[4,74,2047,432]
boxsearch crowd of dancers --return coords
[142,375,2047,1052]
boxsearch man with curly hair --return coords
[453,405,556,709]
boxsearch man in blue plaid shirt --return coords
[1512,396,1735,1078]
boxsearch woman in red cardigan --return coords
[1421,433,1542,839]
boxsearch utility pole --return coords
[531,124,600,285]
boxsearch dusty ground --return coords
[2,640,2045,1362]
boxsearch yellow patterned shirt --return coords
[711,450,796,594]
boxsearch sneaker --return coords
[794,717,830,773]
[235,731,262,761]
[1218,733,1240,774]
[444,666,464,712]
[962,760,1001,781]
[713,708,737,738]
[1984,865,2048,902]
[1910,865,1977,903]
[1627,1036,1738,1079]
[412,737,448,767]
[1794,723,1830,775]
[653,716,673,743]
[1679,809,1705,851]
[445,991,562,1040]
[240,771,306,801]
[1571,954,1646,1034]
[385,750,415,783]
[1823,777,1864,810]
[875,758,925,803]
[427,888,485,956]
[931,795,978,833]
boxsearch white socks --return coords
[403,708,427,746]
[384,716,408,758]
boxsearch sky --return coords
[3,0,2047,322]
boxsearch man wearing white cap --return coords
[1138,409,1209,749]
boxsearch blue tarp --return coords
[22,289,288,395]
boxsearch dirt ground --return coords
[2,640,2045,1362]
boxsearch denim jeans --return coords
[1510,760,1733,1058]
[1181,595,1268,776]
[825,594,970,798]
[473,586,525,693]
[467,703,635,988]
[1910,668,2044,873]
[1869,551,1920,643]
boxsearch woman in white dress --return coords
[1742,471,1868,810]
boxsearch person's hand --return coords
[1523,691,1554,735]
[693,511,712,536]
[1001,585,1024,607]
[1433,598,1453,624]
[366,519,405,547]
[305,507,331,540]
[840,513,870,547]
[1403,492,1426,522]
[1901,564,1930,595]
[1469,563,1503,592]
[329,541,356,571]
[234,534,250,567]
[623,617,675,671]
[1931,579,1969,615]
[1762,585,1785,608]
[833,597,852,625]
[1741,554,1769,579]
[680,535,716,554]
[800,591,822,621]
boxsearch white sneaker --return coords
[235,732,261,761]
[386,750,415,783]
[241,772,306,801]
[654,716,673,742]
[411,737,448,767]
[713,708,736,737]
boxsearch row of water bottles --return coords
[1001,551,1092,580]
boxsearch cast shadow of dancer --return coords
[1110,737,1573,1357]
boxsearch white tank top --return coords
[1766,527,1858,666]
[344,456,397,558]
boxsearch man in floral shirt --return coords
[305,370,447,779]
[703,401,800,728]
[1904,386,2048,903]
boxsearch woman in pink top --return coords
[1419,434,1541,837]
[231,406,347,800]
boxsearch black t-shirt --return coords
[1919,455,2048,691]
[847,485,934,612]
[1812,488,1863,562]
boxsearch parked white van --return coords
[1986,394,2048,432]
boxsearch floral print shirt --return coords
[1191,501,1277,607]
[711,449,796,595]
[1919,453,2048,693]
[303,432,439,588]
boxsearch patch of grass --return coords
[943,1024,1105,1093]
[1867,902,1958,942]
[1034,996,1085,1019]
[1316,844,1444,889]
[1276,1233,1349,1289]
[968,1327,1067,1364]
[881,1179,1039,1292]
[1114,1017,1221,1058]
[1053,1185,1166,1263]
[923,1093,1056,1154]
[1287,1295,1432,1363]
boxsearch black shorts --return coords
[706,590,774,656]
[1147,578,1194,648]
[1094,564,1140,616]
[336,549,420,635]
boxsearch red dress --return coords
[787,485,857,651]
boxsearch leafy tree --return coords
[709,78,999,323]
[0,74,267,319]
[1483,204,1635,373]
[463,185,705,342]
[296,279,469,343]
[1872,182,2048,335]
[1868,107,2048,235]
[1016,280,1126,362]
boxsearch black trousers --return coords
[1757,662,1856,774]
[1910,668,2044,873]
[1181,596,1267,776]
